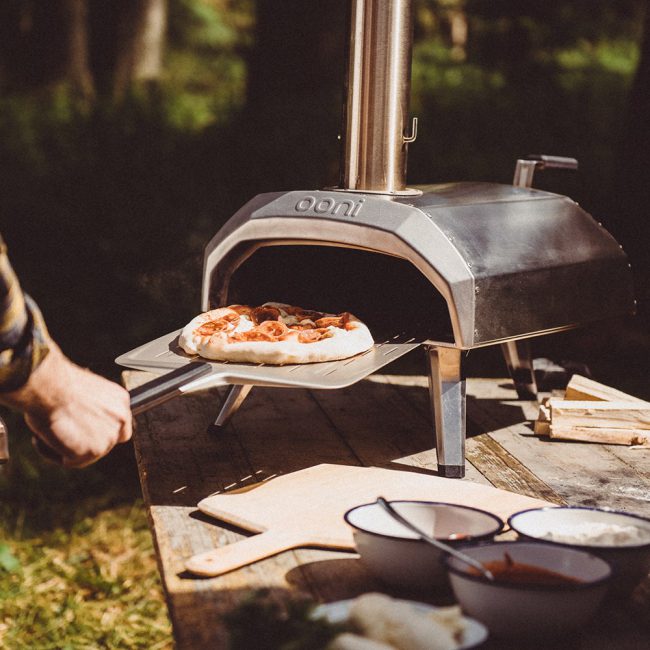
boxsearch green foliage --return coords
[163,50,247,129]
[0,544,20,574]
[0,502,171,649]
[464,0,644,55]
[164,0,253,129]
[408,1,639,219]
[0,88,222,375]
[0,411,170,648]
[169,0,252,50]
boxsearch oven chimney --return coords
[341,0,416,194]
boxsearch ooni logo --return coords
[294,195,365,217]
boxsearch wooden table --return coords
[124,370,650,649]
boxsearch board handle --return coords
[185,530,301,577]
[129,362,212,416]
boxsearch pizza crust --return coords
[178,302,374,365]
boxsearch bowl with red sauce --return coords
[443,541,611,638]
[508,506,650,596]
[344,501,504,590]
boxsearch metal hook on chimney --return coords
[403,116,418,144]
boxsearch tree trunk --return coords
[89,0,167,101]
[448,2,468,61]
[0,0,93,99]
[62,0,95,100]
[112,0,167,97]
[134,0,167,81]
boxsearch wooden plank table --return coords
[124,370,650,649]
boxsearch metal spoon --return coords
[376,497,495,581]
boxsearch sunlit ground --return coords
[0,420,172,649]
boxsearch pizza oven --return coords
[119,0,635,477]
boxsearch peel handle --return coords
[185,530,302,577]
[129,362,213,416]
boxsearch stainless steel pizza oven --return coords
[119,0,634,477]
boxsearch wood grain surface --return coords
[187,463,549,576]
[124,370,650,650]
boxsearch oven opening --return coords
[223,245,455,345]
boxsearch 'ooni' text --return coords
[294,195,365,217]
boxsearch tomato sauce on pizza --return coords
[179,302,374,365]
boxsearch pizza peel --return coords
[185,464,552,577]
[119,329,421,415]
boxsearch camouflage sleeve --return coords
[0,235,51,392]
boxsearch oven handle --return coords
[513,154,578,188]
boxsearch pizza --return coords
[178,302,374,365]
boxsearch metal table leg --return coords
[426,346,466,478]
[501,339,538,400]
[214,384,253,427]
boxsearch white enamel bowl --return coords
[344,501,503,591]
[444,541,611,639]
[508,506,650,596]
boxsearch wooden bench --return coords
[124,371,650,649]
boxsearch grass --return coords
[0,417,173,649]
[0,505,172,650]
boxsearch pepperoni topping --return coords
[196,303,359,346]
[340,312,357,331]
[315,316,343,329]
[196,318,235,336]
[256,320,289,338]
[228,319,289,343]
[289,320,317,331]
[298,328,333,344]
[223,310,240,323]
[315,313,355,329]
[251,306,281,325]
[231,329,275,342]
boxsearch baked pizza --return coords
[178,302,374,365]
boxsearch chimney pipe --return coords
[341,0,416,194]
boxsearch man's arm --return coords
[0,236,132,467]
[0,239,49,391]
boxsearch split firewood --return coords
[548,399,650,431]
[564,374,648,403]
[533,375,650,446]
[548,425,650,447]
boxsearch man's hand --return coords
[1,342,132,467]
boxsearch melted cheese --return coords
[233,315,254,334]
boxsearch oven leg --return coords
[214,384,253,427]
[501,340,538,400]
[426,346,466,478]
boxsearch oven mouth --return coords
[221,244,455,345]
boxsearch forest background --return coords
[1,1,650,647]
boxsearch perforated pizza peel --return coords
[118,329,420,414]
[185,464,552,576]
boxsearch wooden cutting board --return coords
[186,463,551,576]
